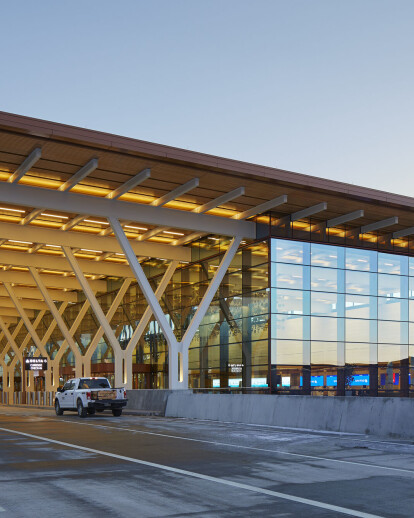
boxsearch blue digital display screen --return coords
[299,374,370,387]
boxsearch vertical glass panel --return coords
[271,239,310,264]
[409,257,414,277]
[311,316,341,341]
[271,263,309,290]
[271,339,307,365]
[311,292,342,317]
[311,243,344,269]
[311,267,341,292]
[378,253,408,275]
[378,321,408,344]
[271,288,310,315]
[346,295,377,320]
[346,248,377,272]
[346,271,377,296]
[409,277,414,299]
[311,342,339,365]
[243,290,269,318]
[346,343,370,364]
[378,343,407,363]
[346,319,371,342]
[378,297,408,321]
[378,273,408,298]
[271,314,310,340]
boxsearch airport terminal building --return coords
[0,111,414,399]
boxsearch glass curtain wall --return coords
[271,238,414,397]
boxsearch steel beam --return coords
[361,216,398,234]
[0,285,76,302]
[0,297,49,310]
[106,168,151,200]
[59,158,99,192]
[0,248,134,277]
[0,220,190,262]
[0,182,255,238]
[291,202,327,222]
[0,270,105,291]
[20,208,43,226]
[327,210,365,228]
[392,227,414,239]
[8,148,42,184]
[0,307,35,318]
[194,187,245,214]
[233,194,288,220]
[151,178,199,207]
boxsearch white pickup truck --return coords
[55,377,127,418]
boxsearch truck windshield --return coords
[78,379,111,389]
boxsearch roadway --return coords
[0,405,413,517]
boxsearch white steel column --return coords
[3,283,48,358]
[110,216,242,389]
[124,260,178,389]
[29,267,82,377]
[8,311,46,394]
[54,300,90,379]
[62,246,125,387]
[109,217,181,388]
[83,279,132,379]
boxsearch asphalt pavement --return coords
[1,404,413,518]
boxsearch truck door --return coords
[65,380,76,408]
[60,381,71,407]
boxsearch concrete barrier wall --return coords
[165,392,414,439]
[126,389,172,413]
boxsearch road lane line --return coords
[56,418,414,476]
[0,426,383,518]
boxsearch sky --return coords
[0,0,413,196]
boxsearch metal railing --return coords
[0,391,55,407]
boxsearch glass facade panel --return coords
[311,292,342,317]
[345,248,376,272]
[271,238,414,397]
[378,273,407,298]
[311,267,342,292]
[311,243,344,269]
[271,263,309,290]
[346,271,377,296]
[378,253,408,275]
[271,240,309,264]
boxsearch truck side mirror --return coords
[57,387,63,393]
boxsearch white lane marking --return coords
[0,426,383,518]
[0,506,5,512]
[57,418,414,476]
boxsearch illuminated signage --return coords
[24,357,48,371]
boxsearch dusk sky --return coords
[1,0,413,195]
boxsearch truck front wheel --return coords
[77,399,87,418]
[55,399,63,416]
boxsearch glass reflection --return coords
[311,244,344,269]
[271,240,309,265]
[346,248,376,272]
[378,253,408,275]
[271,239,414,397]
[271,263,309,290]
